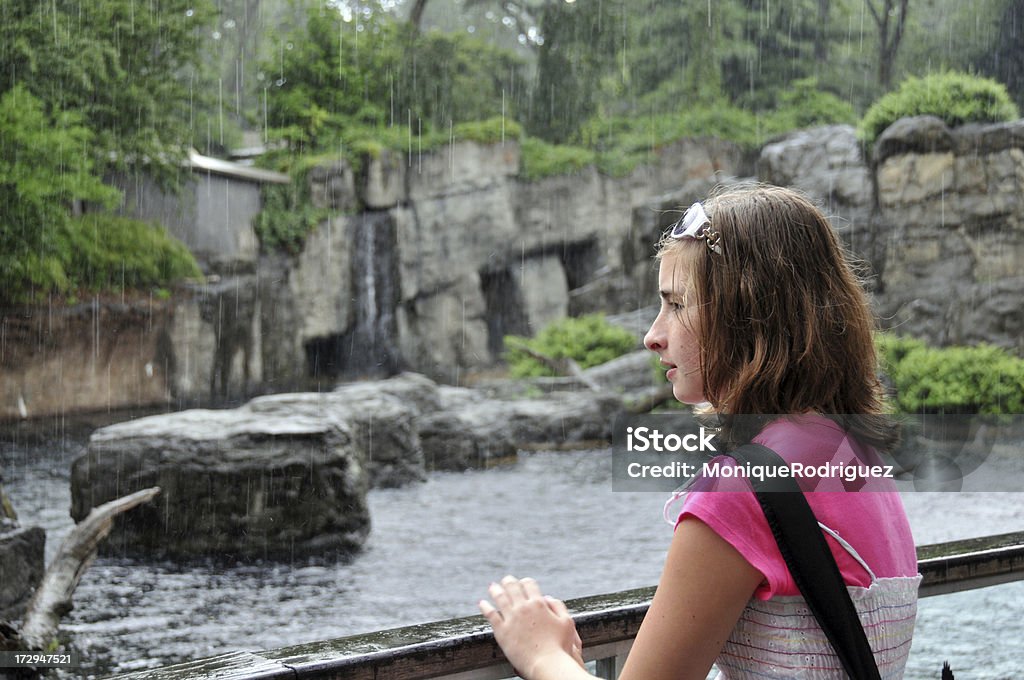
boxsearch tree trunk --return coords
[14,487,160,651]
[408,0,429,36]
[814,0,831,63]
[865,0,910,90]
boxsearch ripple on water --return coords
[3,440,1023,679]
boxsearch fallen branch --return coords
[624,384,676,414]
[513,346,601,392]
[17,487,161,651]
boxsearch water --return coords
[2,428,1023,679]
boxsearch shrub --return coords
[65,214,203,291]
[877,334,1024,415]
[875,333,929,375]
[519,138,596,181]
[254,176,329,255]
[505,314,638,378]
[453,117,522,145]
[766,77,858,131]
[859,71,1020,148]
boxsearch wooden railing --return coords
[111,531,1024,680]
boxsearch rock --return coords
[290,216,355,342]
[520,255,570,333]
[359,149,406,209]
[169,277,263,401]
[873,117,1024,351]
[308,160,357,212]
[873,116,955,164]
[395,276,493,383]
[953,119,1024,156]
[419,386,623,471]
[760,125,872,208]
[0,526,45,621]
[582,350,657,395]
[70,408,369,560]
[248,373,439,489]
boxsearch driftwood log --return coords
[1,487,160,664]
[514,344,675,414]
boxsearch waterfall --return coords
[343,212,401,377]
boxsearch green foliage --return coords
[264,7,525,153]
[254,175,330,255]
[519,138,596,181]
[453,117,522,144]
[504,314,638,378]
[876,334,1024,415]
[0,0,214,185]
[0,85,120,301]
[859,71,1020,147]
[527,0,628,143]
[766,78,858,130]
[64,214,203,291]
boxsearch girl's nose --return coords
[644,319,665,351]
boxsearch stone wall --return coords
[760,119,1024,353]
[0,301,174,420]
[268,137,744,385]
[4,119,1021,420]
[872,117,1024,351]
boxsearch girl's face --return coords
[643,252,705,404]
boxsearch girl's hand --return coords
[479,575,585,680]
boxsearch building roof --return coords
[188,149,290,185]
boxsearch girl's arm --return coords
[480,518,762,680]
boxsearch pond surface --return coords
[2,427,1022,679]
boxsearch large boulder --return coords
[248,373,438,488]
[70,408,369,560]
[419,386,622,471]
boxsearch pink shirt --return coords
[676,414,918,600]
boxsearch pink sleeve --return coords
[678,457,794,600]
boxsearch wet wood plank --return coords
[111,534,1024,679]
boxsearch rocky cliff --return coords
[3,118,1022,419]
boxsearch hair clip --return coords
[670,202,722,255]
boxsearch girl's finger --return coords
[488,582,512,609]
[500,574,527,601]
[544,595,569,616]
[520,577,543,600]
[478,599,502,624]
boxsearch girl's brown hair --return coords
[657,185,898,450]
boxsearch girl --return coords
[479,185,920,679]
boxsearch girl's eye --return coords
[669,300,685,312]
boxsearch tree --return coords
[865,0,910,90]
[527,0,627,143]
[983,0,1024,110]
[0,0,215,185]
[0,86,120,299]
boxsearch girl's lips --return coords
[666,367,677,380]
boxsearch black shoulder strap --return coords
[727,443,882,680]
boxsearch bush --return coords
[859,71,1020,148]
[254,175,329,255]
[877,334,1024,415]
[519,138,596,181]
[766,77,858,131]
[505,314,638,378]
[875,333,929,375]
[65,214,203,291]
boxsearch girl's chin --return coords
[671,385,701,405]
